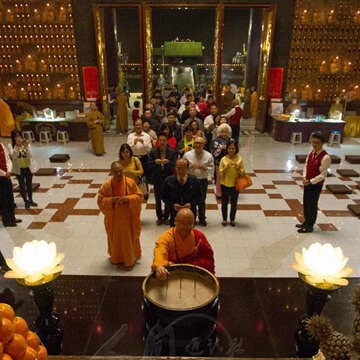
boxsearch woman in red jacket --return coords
[154,123,177,151]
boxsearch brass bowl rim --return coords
[143,264,219,312]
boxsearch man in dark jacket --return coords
[148,134,177,225]
[166,111,182,145]
[162,158,202,227]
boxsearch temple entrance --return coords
[94,3,276,131]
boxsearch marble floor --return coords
[1,133,360,278]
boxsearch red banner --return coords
[83,66,99,101]
[268,67,284,99]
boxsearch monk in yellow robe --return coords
[152,209,215,280]
[86,103,105,156]
[97,162,143,269]
[250,87,258,117]
[0,99,15,137]
[116,89,128,134]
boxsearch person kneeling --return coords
[151,208,215,281]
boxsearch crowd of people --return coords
[115,84,247,229]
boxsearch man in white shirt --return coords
[0,142,21,227]
[184,137,214,226]
[297,133,331,233]
[127,119,152,180]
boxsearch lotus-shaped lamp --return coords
[4,240,65,285]
[291,242,354,287]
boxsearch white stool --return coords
[22,130,36,143]
[39,131,52,145]
[290,132,302,145]
[56,131,69,144]
[329,131,341,147]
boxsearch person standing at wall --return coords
[86,103,105,156]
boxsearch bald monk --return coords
[86,103,105,156]
[152,208,215,280]
[97,162,143,269]
[0,99,15,137]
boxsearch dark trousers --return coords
[154,183,169,220]
[0,177,16,225]
[230,124,240,146]
[138,155,150,182]
[15,167,33,203]
[221,184,239,221]
[303,184,322,228]
[205,132,212,152]
[198,178,208,221]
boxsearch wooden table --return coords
[265,115,346,143]
[20,117,89,142]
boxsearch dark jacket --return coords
[148,147,177,185]
[168,123,182,144]
[162,174,202,211]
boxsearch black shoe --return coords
[230,221,235,227]
[4,222,17,227]
[199,219,207,226]
[25,201,30,209]
[222,220,227,227]
[14,219,22,223]
[297,227,313,233]
[156,219,162,226]
[296,223,306,228]
[28,200,38,207]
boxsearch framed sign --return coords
[83,66,99,101]
[268,67,284,99]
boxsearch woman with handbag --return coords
[9,130,38,209]
[118,143,149,199]
[117,144,143,184]
[219,139,245,227]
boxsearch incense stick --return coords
[165,260,169,298]
[179,259,183,299]
[194,255,197,299]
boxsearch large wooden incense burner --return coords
[142,264,219,341]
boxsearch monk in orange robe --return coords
[97,162,143,269]
[152,208,215,280]
[0,99,15,137]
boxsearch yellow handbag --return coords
[235,174,253,191]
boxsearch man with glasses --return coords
[162,158,202,227]
[151,208,215,280]
[184,137,214,226]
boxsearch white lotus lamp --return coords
[292,242,353,288]
[4,240,65,285]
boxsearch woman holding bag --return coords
[219,139,245,227]
[9,130,37,209]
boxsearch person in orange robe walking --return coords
[97,161,143,269]
[152,208,215,280]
